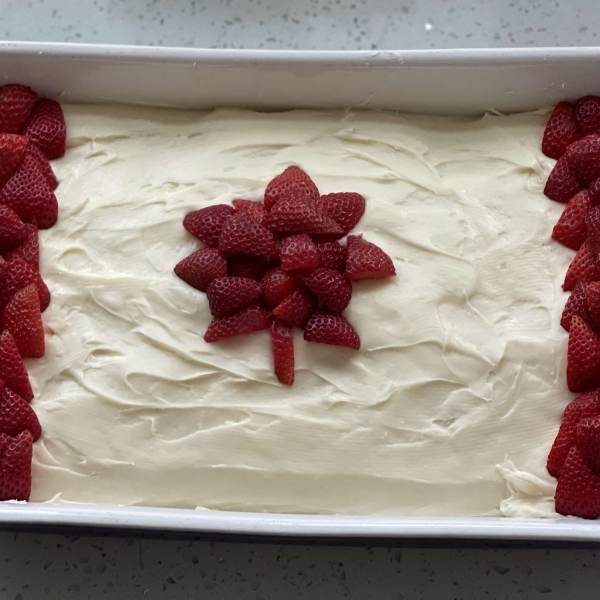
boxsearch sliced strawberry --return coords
[0,149,58,229]
[0,430,33,501]
[204,302,270,342]
[574,95,600,137]
[0,257,50,312]
[0,205,27,254]
[183,204,234,247]
[345,235,396,280]
[561,282,589,332]
[21,98,66,159]
[590,178,600,207]
[569,134,600,185]
[547,390,600,478]
[587,203,600,258]
[315,239,347,271]
[25,142,58,190]
[319,192,365,234]
[1,284,45,358]
[567,315,600,392]
[261,267,300,308]
[4,221,39,269]
[555,446,600,519]
[577,416,600,477]
[542,102,580,159]
[174,247,227,293]
[232,199,266,224]
[206,276,262,317]
[544,154,583,203]
[0,84,37,134]
[264,166,319,212]
[228,254,274,281]
[265,197,343,236]
[219,211,277,258]
[302,268,352,314]
[0,133,28,189]
[587,282,600,335]
[0,380,41,440]
[563,240,600,291]
[552,189,591,251]
[271,318,294,386]
[0,331,33,401]
[279,234,318,273]
[304,311,360,349]
[272,286,317,328]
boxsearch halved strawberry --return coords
[0,380,41,440]
[206,276,262,317]
[272,286,317,328]
[0,84,37,134]
[4,221,39,269]
[315,239,346,271]
[232,199,266,224]
[271,318,294,386]
[563,240,600,291]
[542,102,580,159]
[0,133,28,189]
[0,430,33,501]
[204,302,270,342]
[555,446,600,519]
[561,282,589,332]
[345,235,396,280]
[1,284,45,358]
[265,197,343,236]
[319,192,365,234]
[279,234,318,273]
[183,204,234,247]
[587,203,600,258]
[261,267,300,308]
[304,311,360,349]
[0,331,33,401]
[0,205,27,254]
[544,154,583,203]
[25,142,58,190]
[303,268,352,314]
[577,416,600,476]
[21,99,66,159]
[219,211,278,258]
[569,134,600,185]
[552,189,591,251]
[574,95,600,137]
[0,258,50,312]
[587,282,600,334]
[264,166,319,212]
[174,247,227,293]
[567,315,600,392]
[228,254,274,280]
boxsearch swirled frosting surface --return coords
[28,105,571,516]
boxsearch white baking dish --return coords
[1,42,600,540]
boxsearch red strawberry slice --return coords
[0,257,50,312]
[555,446,600,519]
[228,254,274,281]
[261,267,300,308]
[315,239,346,271]
[0,430,33,501]
[586,204,600,258]
[204,302,270,342]
[567,315,600,392]
[563,240,600,291]
[206,276,262,317]
[272,286,317,328]
[577,416,600,477]
[279,234,319,273]
[174,247,227,293]
[544,154,583,203]
[0,205,27,254]
[561,281,589,332]
[232,199,267,224]
[0,331,33,402]
[574,95,600,137]
[265,197,343,236]
[552,189,591,251]
[219,211,278,258]
[25,142,58,190]
[21,99,66,159]
[590,177,600,207]
[264,166,319,212]
[0,149,58,229]
[0,133,28,189]
[319,192,365,234]
[302,267,352,314]
[586,282,600,335]
[0,380,41,440]
[4,221,39,269]
[304,311,360,349]
[345,235,396,280]
[1,284,45,358]
[542,102,580,159]
[0,84,37,134]
[183,204,234,247]
[271,318,294,386]
[569,134,600,185]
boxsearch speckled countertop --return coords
[2,1,600,599]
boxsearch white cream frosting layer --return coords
[27,105,571,517]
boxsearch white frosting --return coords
[27,104,572,517]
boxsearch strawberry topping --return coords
[303,268,352,314]
[567,315,600,393]
[174,248,227,293]
[279,234,318,273]
[590,177,600,207]
[21,99,66,159]
[232,199,266,224]
[0,380,41,440]
[544,154,583,204]
[204,303,270,342]
[264,166,319,212]
[219,211,278,258]
[272,286,317,328]
[304,312,360,350]
[0,430,33,501]
[271,318,294,386]
[345,235,396,280]
[577,416,600,477]
[0,205,28,254]
[25,142,58,191]
[0,257,50,312]
[0,84,37,134]
[574,95,600,137]
[261,267,300,308]
[586,282,600,335]
[315,239,347,271]
[0,133,28,189]
[183,204,234,247]
[563,240,600,291]
[569,134,600,185]
[206,276,262,317]
[1,284,45,358]
[0,331,33,402]
[542,101,580,159]
[561,281,589,332]
[552,189,591,251]
[3,220,39,269]
[228,255,274,280]
[319,192,365,234]
[265,196,343,236]
[555,446,600,519]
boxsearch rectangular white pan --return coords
[1,42,600,541]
